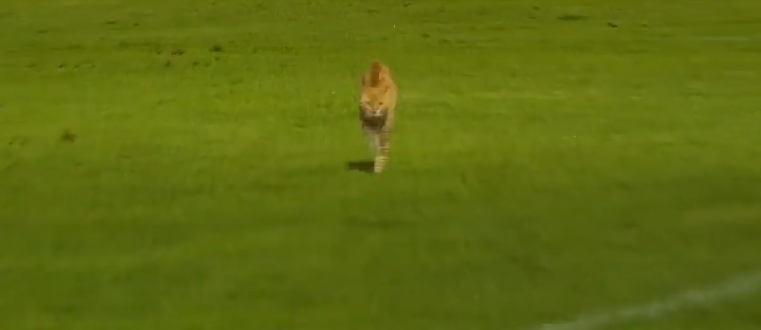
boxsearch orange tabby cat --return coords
[359,60,398,173]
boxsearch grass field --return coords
[2,0,761,329]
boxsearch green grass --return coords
[2,0,761,329]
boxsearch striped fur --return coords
[359,60,397,173]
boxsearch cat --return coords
[358,60,398,173]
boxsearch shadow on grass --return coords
[345,160,374,173]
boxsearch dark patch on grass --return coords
[618,220,638,230]
[58,63,65,68]
[36,29,49,34]
[171,49,185,56]
[421,32,430,38]
[403,2,411,7]
[210,44,223,52]
[608,22,619,28]
[165,60,171,67]
[8,135,28,146]
[133,22,139,27]
[557,14,589,21]
[104,20,117,25]
[346,160,374,173]
[192,61,199,67]
[458,173,469,184]
[60,130,77,143]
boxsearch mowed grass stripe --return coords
[2,0,761,329]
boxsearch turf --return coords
[1,0,761,329]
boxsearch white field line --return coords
[534,271,761,330]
